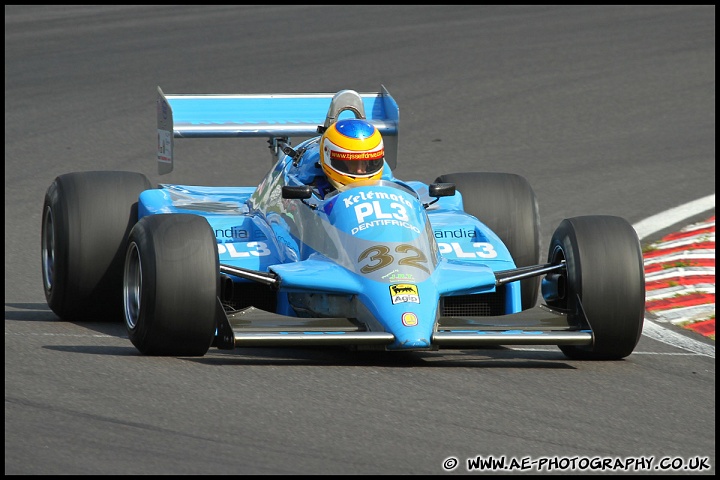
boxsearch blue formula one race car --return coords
[41,86,645,360]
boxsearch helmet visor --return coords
[328,149,384,176]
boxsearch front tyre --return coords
[41,171,152,321]
[548,216,645,360]
[124,214,219,356]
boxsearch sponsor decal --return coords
[390,284,420,305]
[214,227,266,240]
[217,241,272,258]
[215,227,250,239]
[437,241,499,259]
[343,190,414,209]
[381,269,415,282]
[434,228,477,239]
[329,150,384,161]
[402,312,418,327]
[342,191,421,236]
[157,129,172,163]
[352,218,420,236]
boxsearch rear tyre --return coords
[435,172,541,310]
[548,216,645,360]
[124,214,219,356]
[41,171,152,321]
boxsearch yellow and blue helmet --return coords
[320,119,384,189]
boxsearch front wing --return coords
[214,303,593,350]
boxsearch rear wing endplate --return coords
[156,86,399,175]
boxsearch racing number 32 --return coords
[359,244,430,274]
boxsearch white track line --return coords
[633,194,715,239]
[641,318,715,358]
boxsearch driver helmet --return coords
[320,118,384,189]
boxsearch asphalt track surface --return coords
[5,6,715,475]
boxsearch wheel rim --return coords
[124,242,142,329]
[41,206,55,293]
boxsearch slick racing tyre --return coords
[41,171,152,322]
[435,172,541,310]
[124,214,219,356]
[548,216,645,360]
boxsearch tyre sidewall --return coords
[126,214,219,356]
[554,216,645,359]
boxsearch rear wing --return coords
[156,86,400,175]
